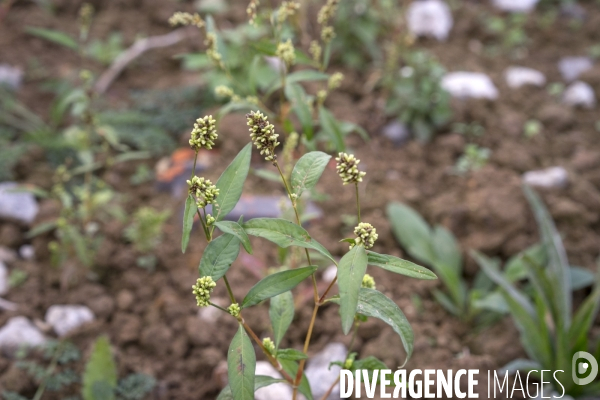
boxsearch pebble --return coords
[0,316,47,355]
[18,245,35,260]
[0,183,39,225]
[406,0,453,41]
[254,361,293,400]
[441,72,499,100]
[45,305,95,337]
[504,66,546,89]
[558,57,593,82]
[0,247,17,264]
[491,0,538,13]
[562,81,596,108]
[0,262,7,296]
[305,343,347,400]
[322,265,337,283]
[523,167,569,189]
[382,121,411,146]
[0,64,23,90]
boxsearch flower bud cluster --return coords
[351,223,378,249]
[247,111,280,162]
[190,115,217,151]
[335,152,366,185]
[192,276,216,307]
[187,176,219,208]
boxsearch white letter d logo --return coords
[572,351,598,385]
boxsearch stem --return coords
[223,275,236,304]
[209,302,229,313]
[319,276,337,304]
[355,183,361,223]
[319,376,340,400]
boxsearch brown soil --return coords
[1,1,600,399]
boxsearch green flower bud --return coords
[361,274,376,289]
[263,337,275,355]
[246,111,280,163]
[328,72,344,90]
[227,303,241,317]
[335,152,366,185]
[205,214,215,226]
[276,39,296,67]
[190,115,218,151]
[186,176,219,208]
[321,26,336,43]
[169,12,205,28]
[192,276,216,307]
[351,222,378,249]
[215,85,234,99]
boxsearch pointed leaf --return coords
[367,251,437,280]
[182,195,196,253]
[217,376,286,400]
[242,266,317,308]
[82,337,117,400]
[214,143,252,222]
[386,202,435,264]
[26,27,78,50]
[199,233,240,281]
[290,151,331,198]
[270,291,294,348]
[276,348,308,361]
[279,360,313,400]
[337,245,368,334]
[243,218,335,263]
[318,106,345,152]
[215,220,252,254]
[227,324,256,400]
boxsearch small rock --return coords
[523,167,568,189]
[305,343,347,400]
[198,297,225,323]
[116,290,135,311]
[0,262,7,295]
[441,72,499,100]
[18,245,35,260]
[558,57,593,82]
[0,316,47,354]
[0,183,39,225]
[504,66,546,88]
[491,0,538,13]
[406,0,453,41]
[254,361,293,400]
[0,247,17,264]
[45,305,95,337]
[322,265,337,283]
[562,81,596,108]
[382,121,411,146]
[0,65,23,90]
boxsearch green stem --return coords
[210,302,229,313]
[355,183,361,223]
[223,275,236,304]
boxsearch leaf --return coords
[26,27,78,50]
[182,195,196,253]
[337,245,368,334]
[290,151,331,198]
[279,360,313,400]
[276,348,308,361]
[352,356,388,383]
[569,276,600,350]
[367,252,437,280]
[216,376,286,400]
[227,324,256,400]
[242,266,317,308]
[270,291,294,349]
[386,202,435,265]
[569,266,595,290]
[243,218,335,263]
[215,221,252,254]
[286,83,314,140]
[431,225,462,273]
[331,288,414,367]
[82,337,117,400]
[267,70,329,96]
[318,106,345,152]
[26,220,57,238]
[213,143,252,222]
[199,234,241,281]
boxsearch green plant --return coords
[475,186,600,398]
[177,99,437,398]
[483,14,529,55]
[454,144,490,174]
[453,122,485,138]
[523,119,542,138]
[124,206,171,270]
[382,50,452,142]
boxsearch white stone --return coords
[441,72,499,100]
[0,65,23,90]
[504,66,546,88]
[0,247,17,264]
[406,0,453,41]
[0,262,7,296]
[19,245,35,260]
[382,121,411,145]
[254,361,293,400]
[305,343,347,400]
[0,182,39,224]
[197,297,225,323]
[322,265,337,283]
[492,0,538,13]
[0,316,47,354]
[558,57,593,82]
[523,167,568,189]
[45,305,95,337]
[562,81,596,108]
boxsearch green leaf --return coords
[431,225,462,273]
[569,276,600,350]
[26,27,78,50]
[26,220,57,238]
[367,252,437,280]
[82,337,117,400]
[270,291,294,349]
[242,266,317,308]
[352,356,388,383]
[337,245,368,334]
[227,324,256,400]
[217,376,286,400]
[182,195,196,253]
[243,218,335,263]
[267,70,329,97]
[286,83,314,140]
[569,266,595,290]
[276,348,308,361]
[318,106,345,152]
[290,151,331,198]
[215,221,252,254]
[386,202,435,264]
[199,234,241,281]
[279,360,313,400]
[214,143,252,222]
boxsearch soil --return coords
[1,1,600,399]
